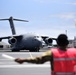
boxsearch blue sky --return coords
[0,0,76,43]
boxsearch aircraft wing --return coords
[41,36,57,40]
[41,36,57,46]
[0,35,22,41]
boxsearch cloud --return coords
[50,12,76,20]
[33,0,70,4]
[66,2,76,5]
[33,0,62,4]
[33,0,50,3]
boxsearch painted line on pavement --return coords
[0,52,43,54]
[0,64,50,68]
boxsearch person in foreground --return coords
[15,34,76,75]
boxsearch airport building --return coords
[0,42,10,50]
[68,37,76,48]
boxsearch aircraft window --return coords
[34,36,39,38]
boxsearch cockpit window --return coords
[34,36,39,38]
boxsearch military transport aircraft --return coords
[0,16,56,52]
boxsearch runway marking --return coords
[0,58,16,60]
[0,64,50,68]
[0,62,15,64]
[0,52,44,54]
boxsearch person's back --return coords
[51,34,76,75]
[51,48,76,73]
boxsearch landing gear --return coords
[12,49,20,52]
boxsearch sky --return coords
[0,0,76,43]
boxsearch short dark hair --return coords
[57,34,69,46]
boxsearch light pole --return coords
[65,30,67,35]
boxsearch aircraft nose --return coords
[36,37,43,42]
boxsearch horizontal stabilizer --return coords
[0,16,29,22]
[0,18,9,20]
[13,19,29,22]
[0,16,29,35]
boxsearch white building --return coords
[68,40,74,48]
[68,37,76,48]
[0,42,10,50]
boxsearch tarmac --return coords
[0,48,51,75]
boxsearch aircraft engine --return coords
[45,38,53,45]
[8,37,17,44]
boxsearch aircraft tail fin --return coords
[0,16,29,35]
